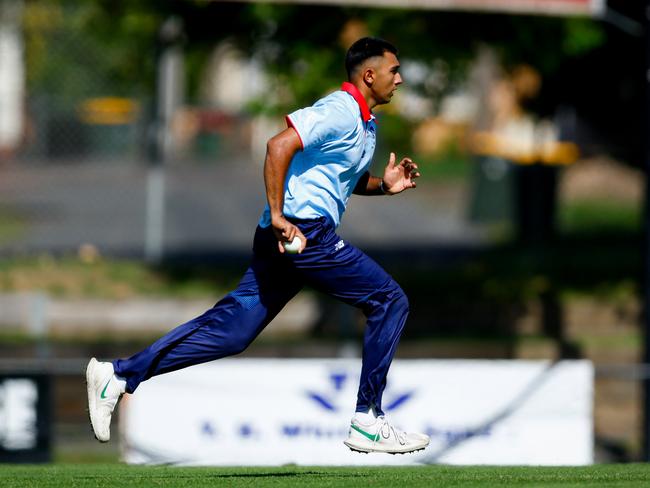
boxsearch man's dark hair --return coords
[345,37,398,79]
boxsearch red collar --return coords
[341,82,372,122]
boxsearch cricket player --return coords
[87,37,429,454]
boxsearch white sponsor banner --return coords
[0,379,38,450]
[120,359,592,466]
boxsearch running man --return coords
[87,37,429,454]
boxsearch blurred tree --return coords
[229,6,610,116]
[23,1,164,101]
[23,0,642,165]
[25,1,608,102]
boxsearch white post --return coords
[0,0,25,159]
[144,17,184,264]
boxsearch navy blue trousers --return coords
[113,218,409,415]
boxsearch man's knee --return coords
[393,286,409,313]
[363,281,409,315]
[227,336,251,355]
[221,329,255,355]
[200,295,264,356]
[389,285,409,316]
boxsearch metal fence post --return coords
[145,16,184,264]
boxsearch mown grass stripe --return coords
[1,464,649,488]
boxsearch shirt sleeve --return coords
[286,97,355,150]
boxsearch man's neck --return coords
[351,80,376,111]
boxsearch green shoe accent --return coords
[351,424,380,442]
[100,378,111,399]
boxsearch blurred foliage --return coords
[558,199,642,235]
[22,1,611,112]
[23,1,162,103]
[23,0,644,166]
[235,6,610,116]
[415,145,472,182]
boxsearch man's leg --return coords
[293,231,407,415]
[289,220,428,453]
[115,243,303,392]
[87,225,303,441]
[113,278,299,394]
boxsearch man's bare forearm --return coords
[264,145,290,222]
[264,129,302,222]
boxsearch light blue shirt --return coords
[259,82,377,228]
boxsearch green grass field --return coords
[2,464,650,487]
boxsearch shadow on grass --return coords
[206,471,333,478]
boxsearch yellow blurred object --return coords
[471,130,579,166]
[511,65,541,101]
[467,62,578,166]
[78,98,140,125]
[412,117,467,155]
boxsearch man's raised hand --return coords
[382,152,420,194]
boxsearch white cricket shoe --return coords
[344,415,430,454]
[86,357,125,443]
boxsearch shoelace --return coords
[377,417,407,446]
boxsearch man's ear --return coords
[363,67,375,86]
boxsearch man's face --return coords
[367,51,402,105]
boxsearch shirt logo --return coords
[334,240,345,252]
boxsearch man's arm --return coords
[353,152,420,196]
[264,127,307,254]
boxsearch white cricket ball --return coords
[282,236,301,254]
